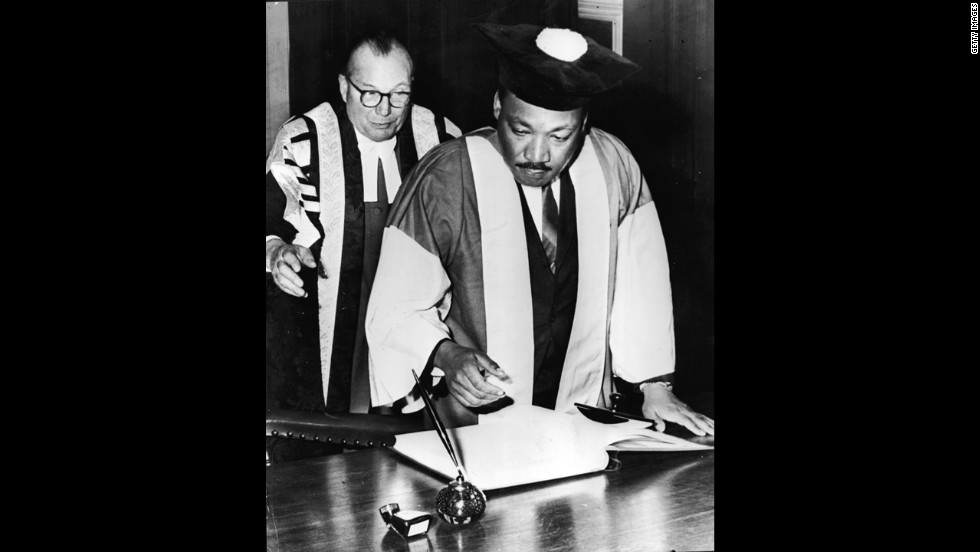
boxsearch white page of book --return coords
[392,405,711,490]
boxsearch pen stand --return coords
[435,475,486,524]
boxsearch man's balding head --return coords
[338,30,414,142]
[345,31,413,80]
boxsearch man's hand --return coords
[433,341,512,408]
[267,239,316,297]
[640,384,715,436]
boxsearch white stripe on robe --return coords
[466,136,536,406]
[554,135,613,412]
[308,103,346,405]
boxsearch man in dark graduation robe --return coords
[266,31,460,417]
[366,24,714,435]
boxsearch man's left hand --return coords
[640,384,715,436]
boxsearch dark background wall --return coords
[285,0,576,133]
[599,0,715,393]
[270,0,714,394]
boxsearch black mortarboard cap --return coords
[474,22,640,111]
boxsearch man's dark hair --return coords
[497,85,590,114]
[344,29,413,77]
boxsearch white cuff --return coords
[266,236,282,272]
[639,381,672,392]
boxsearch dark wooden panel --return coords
[609,0,715,393]
[286,0,577,133]
[577,18,613,50]
[287,0,345,116]
[409,0,578,132]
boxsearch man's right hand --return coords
[433,340,511,408]
[267,240,317,297]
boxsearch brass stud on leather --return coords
[271,430,278,436]
[354,440,359,446]
[341,439,347,445]
[313,435,320,441]
[610,392,624,412]
[368,441,374,447]
[299,434,305,440]
[286,432,293,438]
[327,437,332,443]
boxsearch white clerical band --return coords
[355,130,400,203]
[639,381,672,392]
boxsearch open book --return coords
[391,405,712,490]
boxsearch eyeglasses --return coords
[345,77,411,108]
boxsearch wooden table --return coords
[266,394,714,552]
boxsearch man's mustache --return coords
[515,162,551,171]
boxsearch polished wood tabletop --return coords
[266,394,714,552]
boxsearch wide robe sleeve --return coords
[596,130,676,383]
[265,120,323,252]
[365,140,468,407]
